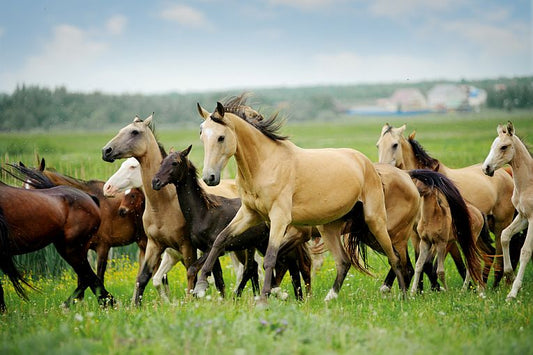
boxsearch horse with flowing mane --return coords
[482,121,533,300]
[377,123,515,286]
[194,94,406,303]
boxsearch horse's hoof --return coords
[193,280,209,298]
[271,287,289,301]
[379,285,391,293]
[255,296,269,309]
[324,289,338,302]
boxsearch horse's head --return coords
[152,145,192,191]
[102,114,154,163]
[482,121,515,177]
[118,188,145,217]
[103,157,142,197]
[197,102,237,186]
[376,123,406,167]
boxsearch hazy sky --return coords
[1,0,531,94]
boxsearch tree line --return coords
[1,77,531,131]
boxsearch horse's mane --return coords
[43,168,102,191]
[179,154,221,210]
[407,137,440,170]
[140,117,167,158]
[4,163,56,189]
[220,93,288,141]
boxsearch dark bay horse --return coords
[152,145,312,299]
[0,179,113,311]
[12,159,148,287]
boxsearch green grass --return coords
[1,109,533,354]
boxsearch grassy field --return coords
[1,109,533,354]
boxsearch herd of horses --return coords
[1,93,531,312]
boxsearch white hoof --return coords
[379,285,391,293]
[324,289,338,302]
[271,287,289,301]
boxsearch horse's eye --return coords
[131,130,139,136]
[501,145,509,151]
[392,143,398,149]
[218,136,225,142]
[172,161,178,166]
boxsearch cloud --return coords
[159,4,212,29]
[106,15,128,35]
[269,0,343,10]
[368,0,459,18]
[2,24,108,90]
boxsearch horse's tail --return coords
[344,201,373,276]
[0,207,34,300]
[409,169,483,285]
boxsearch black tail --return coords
[344,201,373,275]
[0,207,34,300]
[409,169,483,285]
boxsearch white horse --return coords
[482,121,533,300]
[103,157,262,299]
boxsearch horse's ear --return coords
[39,158,45,171]
[18,161,25,168]
[380,123,391,136]
[182,145,192,158]
[408,130,416,140]
[133,115,142,123]
[216,102,225,117]
[168,146,175,153]
[506,121,514,136]
[398,124,406,135]
[144,113,154,126]
[197,103,210,120]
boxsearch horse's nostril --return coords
[105,147,113,155]
[209,174,215,182]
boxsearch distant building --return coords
[427,84,469,111]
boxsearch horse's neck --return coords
[510,137,533,190]
[400,139,419,170]
[138,144,178,212]
[174,170,210,226]
[231,115,282,189]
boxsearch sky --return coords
[0,0,531,94]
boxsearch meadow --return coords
[1,109,532,354]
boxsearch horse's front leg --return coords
[153,248,182,302]
[436,241,448,291]
[133,238,164,306]
[410,239,431,296]
[193,206,262,298]
[95,245,111,283]
[501,214,528,283]
[507,217,532,301]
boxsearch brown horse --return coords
[408,170,484,295]
[0,178,113,312]
[195,94,406,303]
[13,159,148,287]
[482,121,533,300]
[377,123,515,286]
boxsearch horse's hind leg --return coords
[506,218,532,301]
[95,245,111,283]
[447,242,466,281]
[318,222,351,301]
[153,249,181,302]
[54,242,113,307]
[133,239,164,306]
[501,214,528,284]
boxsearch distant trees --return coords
[0,77,531,131]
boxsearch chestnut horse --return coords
[377,123,515,286]
[0,178,113,311]
[408,170,484,295]
[194,94,406,303]
[13,159,148,287]
[482,121,533,300]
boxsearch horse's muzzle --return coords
[102,147,116,162]
[482,164,494,177]
[152,178,163,191]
